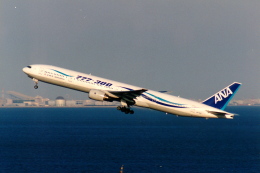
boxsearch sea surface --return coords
[0,106,259,173]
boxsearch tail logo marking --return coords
[214,87,233,104]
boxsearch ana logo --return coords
[214,87,233,104]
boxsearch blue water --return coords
[0,106,259,173]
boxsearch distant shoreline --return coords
[0,105,118,108]
[0,105,259,108]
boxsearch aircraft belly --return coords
[146,102,218,118]
[147,102,190,116]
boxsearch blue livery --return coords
[202,82,242,110]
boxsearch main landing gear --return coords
[117,106,134,114]
[117,99,135,114]
[33,78,38,89]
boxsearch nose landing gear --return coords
[33,78,39,89]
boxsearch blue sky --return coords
[1,0,259,100]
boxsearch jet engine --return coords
[88,89,108,101]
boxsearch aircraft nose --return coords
[22,67,28,73]
[23,66,31,74]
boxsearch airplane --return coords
[22,64,241,119]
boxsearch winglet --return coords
[202,82,242,110]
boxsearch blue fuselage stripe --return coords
[120,86,186,108]
[141,94,186,108]
[51,69,73,77]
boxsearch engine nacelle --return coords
[88,89,108,101]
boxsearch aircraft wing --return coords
[104,89,147,102]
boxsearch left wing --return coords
[104,89,147,103]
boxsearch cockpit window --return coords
[27,66,32,68]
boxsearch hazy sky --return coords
[1,0,259,100]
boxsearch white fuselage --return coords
[23,64,234,119]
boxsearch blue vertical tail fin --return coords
[202,82,242,110]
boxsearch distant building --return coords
[65,100,76,107]
[47,100,56,106]
[85,100,95,105]
[55,96,66,107]
[0,98,6,106]
[4,90,258,108]
[7,91,35,106]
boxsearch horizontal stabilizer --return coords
[202,82,241,110]
[207,110,227,116]
[158,91,173,94]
